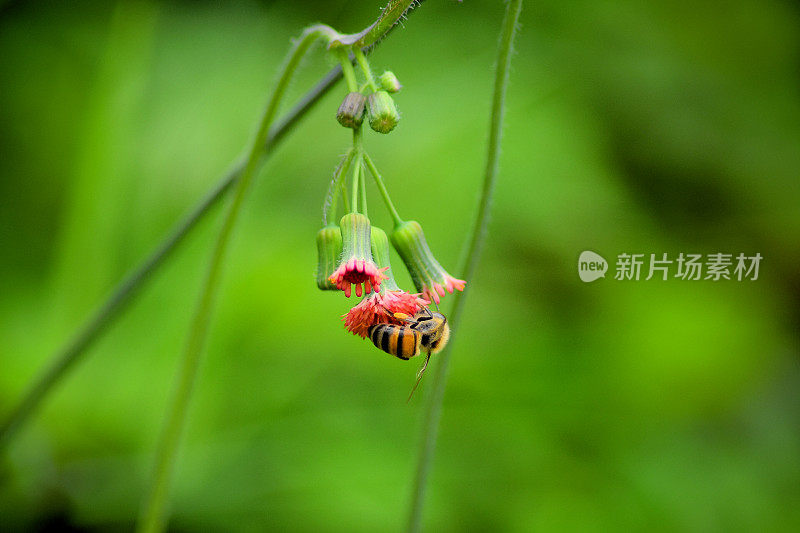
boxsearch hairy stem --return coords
[329,0,424,49]
[323,149,356,225]
[0,1,427,451]
[406,1,523,531]
[136,26,329,533]
[355,48,378,91]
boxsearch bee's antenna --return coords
[407,351,432,402]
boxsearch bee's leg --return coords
[407,350,432,402]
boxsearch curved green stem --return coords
[0,0,427,452]
[336,48,360,92]
[136,26,329,533]
[354,48,378,91]
[363,153,402,226]
[329,0,426,49]
[405,1,523,532]
[323,149,356,225]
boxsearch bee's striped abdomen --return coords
[368,323,421,360]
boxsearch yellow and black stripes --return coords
[368,323,421,360]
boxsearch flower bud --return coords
[367,90,399,134]
[336,92,366,129]
[390,220,466,304]
[378,71,402,93]
[316,224,343,290]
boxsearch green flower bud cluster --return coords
[333,46,402,135]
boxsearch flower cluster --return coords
[315,43,466,370]
[319,214,464,337]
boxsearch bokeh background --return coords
[2,0,800,531]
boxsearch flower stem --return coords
[350,127,364,213]
[340,176,350,214]
[363,152,402,226]
[360,159,368,217]
[337,48,360,92]
[323,149,356,225]
[136,25,330,533]
[351,153,362,214]
[354,47,378,91]
[0,1,427,452]
[405,1,523,532]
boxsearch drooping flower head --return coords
[343,226,429,338]
[329,213,388,297]
[316,223,343,290]
[390,220,466,304]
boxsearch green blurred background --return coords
[2,0,800,531]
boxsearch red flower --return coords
[329,213,388,297]
[421,274,467,306]
[343,290,429,338]
[390,220,466,304]
[329,258,389,298]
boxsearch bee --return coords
[368,307,450,399]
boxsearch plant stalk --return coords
[136,26,329,533]
[406,1,523,531]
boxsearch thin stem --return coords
[336,48,360,92]
[323,149,356,225]
[363,152,402,226]
[329,0,425,49]
[340,176,350,215]
[354,47,378,91]
[351,153,362,214]
[405,1,523,532]
[136,26,328,533]
[350,128,364,213]
[359,159,368,217]
[0,0,427,451]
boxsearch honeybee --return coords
[368,307,450,399]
